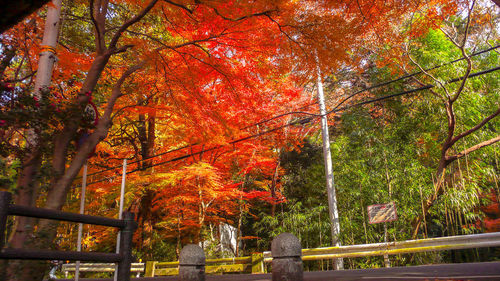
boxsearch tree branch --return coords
[108,0,159,50]
[89,0,106,54]
[101,63,145,122]
[211,7,276,22]
[446,135,500,163]
[163,0,194,13]
[449,106,500,146]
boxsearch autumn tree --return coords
[403,0,500,238]
[0,0,483,278]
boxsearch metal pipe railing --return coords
[261,232,500,262]
[8,204,126,228]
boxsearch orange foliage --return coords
[479,191,500,233]
[7,0,458,253]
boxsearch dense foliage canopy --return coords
[0,0,498,279]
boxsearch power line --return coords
[83,65,499,186]
[241,100,319,130]
[81,45,500,179]
[333,65,500,112]
[82,45,500,178]
[84,143,195,178]
[85,118,315,186]
[246,44,500,122]
[326,44,500,115]
[82,102,318,179]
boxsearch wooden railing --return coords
[0,191,137,281]
[144,253,265,277]
[61,263,144,278]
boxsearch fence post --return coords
[0,191,11,250]
[179,244,205,281]
[116,212,136,281]
[251,252,265,274]
[145,261,157,277]
[271,233,303,281]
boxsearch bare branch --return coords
[450,106,500,146]
[406,43,451,99]
[446,135,500,163]
[449,0,476,103]
[108,0,159,50]
[4,72,36,83]
[112,44,135,54]
[462,0,476,48]
[163,0,194,13]
[101,63,145,122]
[408,75,445,102]
[264,14,305,53]
[126,29,221,54]
[211,7,276,22]
[440,26,460,48]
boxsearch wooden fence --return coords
[61,232,500,277]
[263,231,500,262]
[144,253,265,277]
[0,191,136,281]
[61,263,144,278]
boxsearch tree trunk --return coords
[4,64,141,281]
[8,0,62,258]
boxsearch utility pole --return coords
[316,60,344,270]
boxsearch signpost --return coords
[367,202,398,267]
[367,202,397,224]
[367,202,397,268]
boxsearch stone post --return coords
[179,244,205,281]
[271,233,303,281]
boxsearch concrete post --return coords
[179,244,205,281]
[271,233,303,281]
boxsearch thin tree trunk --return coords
[359,183,369,244]
[383,151,391,267]
[270,160,280,217]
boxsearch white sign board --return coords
[367,202,397,224]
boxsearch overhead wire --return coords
[82,45,500,179]
[83,64,500,187]
[83,46,499,179]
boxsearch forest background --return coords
[0,0,499,280]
